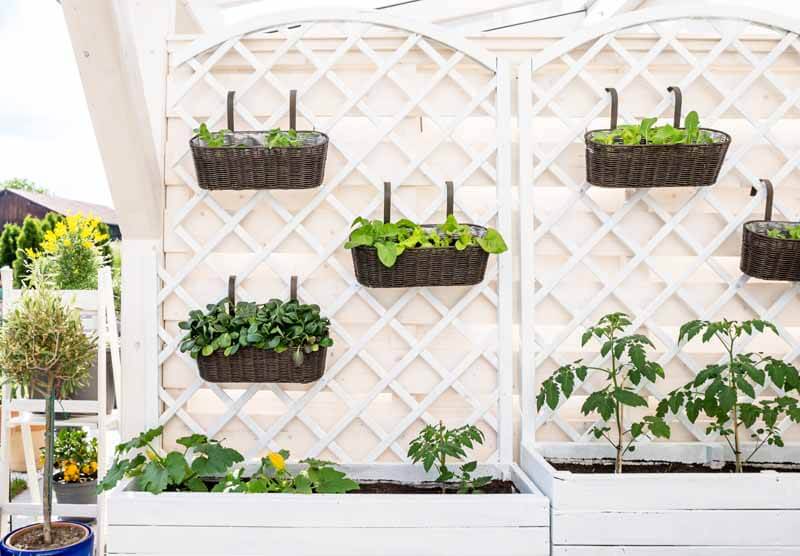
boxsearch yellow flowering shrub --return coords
[34,213,109,290]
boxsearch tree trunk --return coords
[42,379,55,545]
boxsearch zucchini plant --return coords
[591,111,715,145]
[178,297,333,366]
[537,313,670,473]
[657,319,800,472]
[344,214,508,268]
[407,422,492,493]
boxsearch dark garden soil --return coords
[8,523,86,551]
[549,459,800,474]
[353,480,517,494]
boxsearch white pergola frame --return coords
[518,5,800,456]
[152,9,514,463]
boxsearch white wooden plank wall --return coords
[520,16,800,452]
[160,21,511,463]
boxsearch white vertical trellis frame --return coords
[519,6,800,458]
[159,9,514,463]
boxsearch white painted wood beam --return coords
[61,0,163,240]
[585,0,645,24]
[182,0,225,32]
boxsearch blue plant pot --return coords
[0,522,93,556]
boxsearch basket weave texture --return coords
[740,221,800,282]
[198,346,327,384]
[585,129,730,188]
[190,133,327,191]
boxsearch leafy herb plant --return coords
[344,214,508,268]
[195,123,228,147]
[591,111,715,145]
[537,313,670,473]
[47,428,98,484]
[265,129,301,148]
[213,450,359,494]
[766,224,800,240]
[657,319,800,472]
[179,297,333,366]
[97,426,245,494]
[407,422,492,494]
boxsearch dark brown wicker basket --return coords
[351,181,490,288]
[585,86,730,188]
[190,90,328,191]
[740,179,800,282]
[196,276,328,383]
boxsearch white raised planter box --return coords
[521,443,800,555]
[107,463,549,556]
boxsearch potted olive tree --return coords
[0,271,96,554]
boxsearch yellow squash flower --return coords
[267,452,286,471]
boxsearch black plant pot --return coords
[53,478,97,523]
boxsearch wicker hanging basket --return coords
[585,86,730,189]
[190,90,328,191]
[197,276,328,383]
[351,181,490,288]
[740,179,800,282]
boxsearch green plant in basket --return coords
[344,214,508,268]
[195,123,228,147]
[179,297,333,366]
[766,224,800,240]
[213,450,359,494]
[657,319,800,472]
[265,129,301,148]
[591,111,715,146]
[537,313,671,473]
[407,422,492,494]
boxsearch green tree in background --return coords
[0,177,49,195]
[40,212,63,235]
[13,216,43,287]
[0,223,21,269]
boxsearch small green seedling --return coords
[537,313,670,473]
[407,422,492,493]
[591,111,714,146]
[658,319,800,472]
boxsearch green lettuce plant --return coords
[591,111,715,145]
[265,129,301,148]
[179,297,333,366]
[407,422,492,493]
[537,313,670,473]
[195,123,228,147]
[345,214,507,268]
[766,224,800,240]
[657,319,800,472]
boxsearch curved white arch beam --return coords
[532,4,800,70]
[171,7,498,71]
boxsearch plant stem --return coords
[438,424,447,494]
[726,336,743,473]
[43,378,55,545]
[608,329,623,474]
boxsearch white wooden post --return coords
[1,267,13,535]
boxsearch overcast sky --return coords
[1,0,799,209]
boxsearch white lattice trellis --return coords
[158,10,513,463]
[519,7,800,456]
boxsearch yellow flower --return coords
[89,461,98,473]
[267,452,286,471]
[63,238,72,247]
[82,240,93,249]
[54,222,67,237]
[25,248,39,260]
[80,227,91,239]
[63,463,80,482]
[146,449,159,462]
